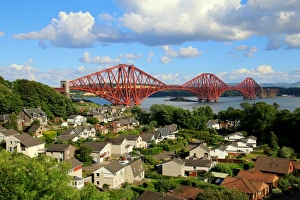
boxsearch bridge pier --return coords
[60,80,70,98]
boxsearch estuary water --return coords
[84,96,300,114]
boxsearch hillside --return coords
[0,77,76,118]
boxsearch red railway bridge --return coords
[55,64,263,106]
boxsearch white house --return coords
[93,161,125,189]
[118,135,144,148]
[243,136,257,147]
[0,128,19,142]
[67,115,87,126]
[84,142,111,163]
[223,132,244,141]
[207,120,220,129]
[235,139,253,153]
[183,159,216,175]
[210,145,228,159]
[6,133,45,157]
[106,137,133,155]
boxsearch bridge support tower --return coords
[60,80,70,98]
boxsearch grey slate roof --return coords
[64,157,82,169]
[28,125,42,132]
[84,142,110,152]
[22,108,46,118]
[106,137,126,145]
[46,144,73,152]
[182,159,212,168]
[157,128,171,137]
[140,133,154,142]
[15,133,44,147]
[105,161,124,173]
[165,124,177,133]
[211,145,226,151]
[0,125,7,131]
[0,129,19,137]
[161,158,185,166]
[223,132,244,138]
[118,134,140,141]
[128,159,144,177]
[57,134,78,141]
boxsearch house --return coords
[157,158,185,177]
[5,133,45,157]
[118,135,144,148]
[243,136,257,147]
[210,145,228,159]
[165,124,178,134]
[46,144,76,162]
[235,139,254,153]
[221,176,270,200]
[94,124,109,134]
[0,114,10,123]
[251,156,294,176]
[166,185,202,200]
[0,128,19,142]
[27,125,46,137]
[64,157,84,189]
[60,126,96,139]
[93,161,125,189]
[223,132,244,141]
[138,191,185,200]
[106,137,132,155]
[207,119,220,129]
[188,143,210,159]
[67,115,87,126]
[17,107,47,128]
[56,134,79,142]
[145,130,160,144]
[76,125,96,138]
[109,118,139,133]
[157,128,175,140]
[124,158,145,183]
[237,170,279,190]
[140,133,156,148]
[84,142,111,163]
[183,158,215,176]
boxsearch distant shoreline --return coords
[164,96,198,102]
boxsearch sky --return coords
[1,0,300,87]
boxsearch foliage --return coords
[2,113,18,130]
[0,84,23,114]
[211,163,233,176]
[197,188,248,200]
[139,147,163,155]
[86,117,99,125]
[144,155,158,165]
[154,178,178,192]
[12,79,76,118]
[0,150,78,200]
[31,119,41,126]
[277,178,290,191]
[278,146,294,158]
[75,145,93,164]
[42,131,57,145]
[80,183,110,200]
[108,187,138,200]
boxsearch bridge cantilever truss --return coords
[55,64,264,106]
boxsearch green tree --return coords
[279,146,294,158]
[3,113,18,130]
[277,178,290,191]
[80,183,109,200]
[211,163,233,176]
[75,145,93,164]
[87,117,99,125]
[0,84,23,114]
[0,151,79,200]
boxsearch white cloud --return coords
[13,11,96,48]
[178,46,202,58]
[99,13,115,21]
[216,64,300,83]
[154,73,180,83]
[11,1,300,48]
[125,60,135,64]
[160,56,172,64]
[161,46,178,58]
[147,51,154,62]
[78,66,85,72]
[79,51,120,64]
[118,53,142,59]
[0,31,4,36]
[285,34,300,48]
[244,46,258,57]
[235,45,249,51]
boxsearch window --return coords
[96,173,100,177]
[10,141,12,144]
[21,147,26,151]
[67,150,70,154]
[96,181,99,185]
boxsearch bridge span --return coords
[54,64,274,106]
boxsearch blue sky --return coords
[1,0,300,87]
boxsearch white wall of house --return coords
[224,133,244,141]
[210,149,228,159]
[162,162,185,177]
[93,167,125,189]
[26,144,45,157]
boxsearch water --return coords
[84,96,300,114]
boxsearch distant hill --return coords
[226,81,300,88]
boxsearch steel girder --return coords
[182,73,230,102]
[236,78,262,99]
[69,64,167,105]
[62,64,263,105]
